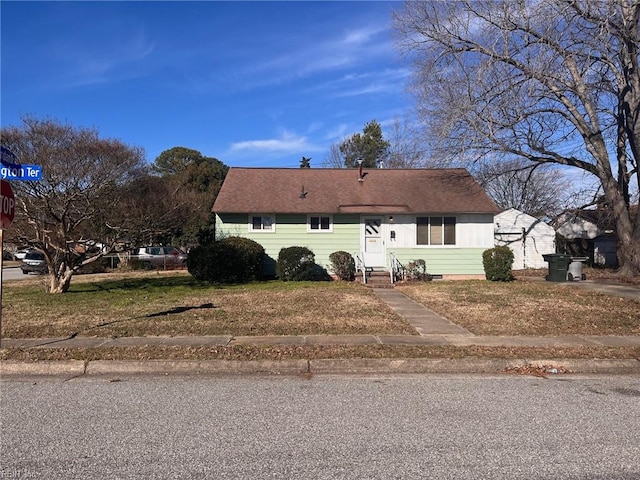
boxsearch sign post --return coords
[0,148,22,346]
[0,179,14,345]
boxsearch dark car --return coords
[20,251,48,275]
[133,246,188,270]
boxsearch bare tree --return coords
[1,117,146,293]
[475,159,571,218]
[385,116,428,168]
[395,0,640,275]
[322,142,345,168]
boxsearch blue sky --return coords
[1,1,412,168]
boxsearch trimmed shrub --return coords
[187,236,264,283]
[329,251,355,281]
[405,259,432,281]
[276,246,317,281]
[482,246,515,281]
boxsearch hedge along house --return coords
[212,168,499,280]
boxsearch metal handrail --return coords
[354,252,367,284]
[390,253,404,284]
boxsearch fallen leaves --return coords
[504,363,573,378]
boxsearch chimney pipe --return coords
[358,159,363,181]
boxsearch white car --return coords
[14,250,30,260]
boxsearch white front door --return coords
[362,216,386,267]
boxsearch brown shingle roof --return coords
[213,168,499,214]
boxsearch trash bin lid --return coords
[543,253,572,260]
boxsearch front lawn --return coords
[396,279,640,336]
[2,271,638,362]
[1,272,415,338]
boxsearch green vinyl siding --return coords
[216,213,361,275]
[216,213,487,276]
[387,248,486,275]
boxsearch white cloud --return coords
[229,20,393,90]
[230,131,321,155]
[312,67,410,98]
[57,28,156,87]
[325,123,350,140]
[342,25,387,46]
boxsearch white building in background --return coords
[554,209,618,266]
[494,208,556,270]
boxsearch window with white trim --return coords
[308,215,332,232]
[416,216,456,245]
[249,214,275,232]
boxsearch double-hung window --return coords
[416,216,456,245]
[308,215,332,232]
[249,214,275,232]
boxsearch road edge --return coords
[2,358,639,377]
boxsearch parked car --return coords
[14,249,30,260]
[133,246,188,270]
[20,251,48,275]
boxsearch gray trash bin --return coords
[568,257,588,281]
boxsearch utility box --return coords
[542,253,572,282]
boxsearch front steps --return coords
[357,269,395,288]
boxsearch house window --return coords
[308,215,332,232]
[416,216,456,245]
[249,214,275,232]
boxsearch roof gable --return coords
[213,168,499,215]
[495,208,555,235]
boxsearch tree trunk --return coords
[47,268,74,294]
[615,221,640,277]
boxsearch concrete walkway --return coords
[372,288,473,336]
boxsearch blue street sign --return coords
[0,146,43,181]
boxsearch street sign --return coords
[1,163,43,181]
[0,146,43,181]
[0,180,15,229]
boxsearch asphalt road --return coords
[2,266,28,281]
[2,373,639,479]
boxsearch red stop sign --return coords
[0,180,15,229]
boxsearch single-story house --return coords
[212,167,500,279]
[494,208,556,269]
[554,208,618,266]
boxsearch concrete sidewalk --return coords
[2,333,640,350]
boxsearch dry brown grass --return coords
[396,278,640,336]
[1,272,416,338]
[1,344,638,362]
[2,270,639,362]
